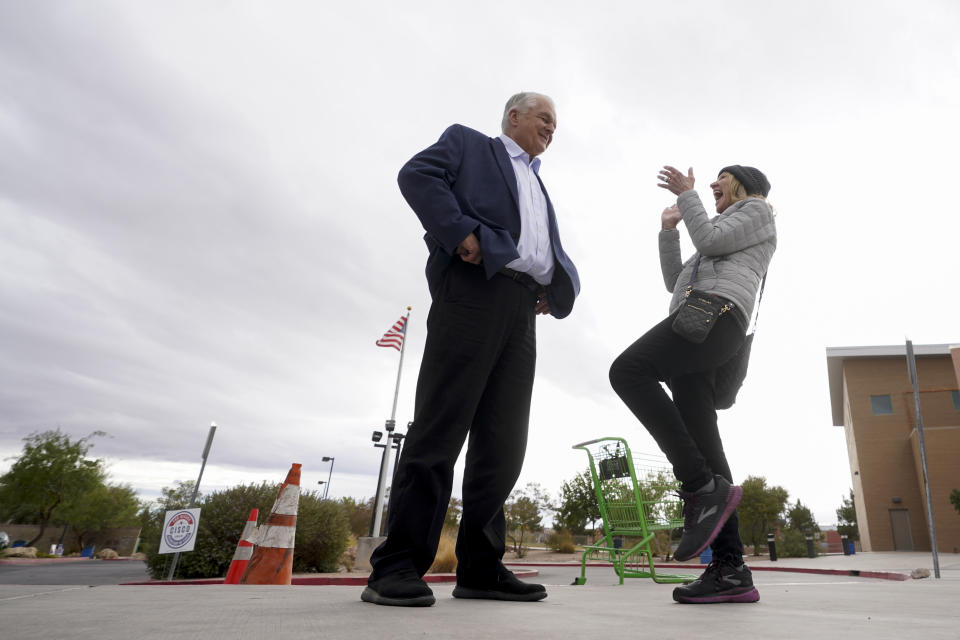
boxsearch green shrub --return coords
[652,530,673,558]
[293,492,351,573]
[144,482,279,580]
[546,529,576,554]
[142,481,352,579]
[779,529,819,558]
[339,497,373,538]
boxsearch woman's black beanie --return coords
[719,165,770,197]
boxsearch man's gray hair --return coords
[501,92,554,133]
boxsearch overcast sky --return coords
[1,1,958,525]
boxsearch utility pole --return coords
[905,340,940,578]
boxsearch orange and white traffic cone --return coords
[239,463,301,585]
[223,508,259,584]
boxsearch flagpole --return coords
[372,306,411,537]
[389,307,412,423]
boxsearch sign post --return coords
[166,423,217,580]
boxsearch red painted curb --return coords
[747,565,910,581]
[503,562,910,582]
[121,569,540,586]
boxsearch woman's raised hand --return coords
[657,166,695,195]
[661,205,682,230]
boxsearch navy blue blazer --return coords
[397,124,580,319]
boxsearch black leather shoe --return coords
[453,568,547,602]
[361,571,435,607]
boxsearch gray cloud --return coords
[1,2,958,524]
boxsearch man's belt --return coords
[498,267,543,295]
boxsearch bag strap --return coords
[686,254,701,290]
[748,273,767,334]
[688,253,767,333]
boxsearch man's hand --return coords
[661,204,682,230]
[535,289,551,315]
[456,233,482,264]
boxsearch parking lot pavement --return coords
[0,558,151,585]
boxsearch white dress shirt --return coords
[499,134,555,285]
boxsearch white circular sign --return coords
[164,510,197,550]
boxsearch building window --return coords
[870,394,894,415]
[952,390,960,411]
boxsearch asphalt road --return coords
[0,560,152,585]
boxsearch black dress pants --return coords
[609,310,746,561]
[370,260,537,584]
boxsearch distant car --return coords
[0,531,9,551]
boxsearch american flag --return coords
[375,316,407,351]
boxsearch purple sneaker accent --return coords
[676,586,759,604]
[672,556,759,604]
[673,476,742,562]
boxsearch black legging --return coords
[609,309,746,560]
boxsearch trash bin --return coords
[699,548,713,564]
[847,541,855,555]
[81,545,96,558]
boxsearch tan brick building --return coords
[827,344,960,553]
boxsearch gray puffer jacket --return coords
[659,190,776,324]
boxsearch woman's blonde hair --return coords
[726,174,764,204]
[726,174,775,214]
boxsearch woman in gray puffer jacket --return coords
[609,165,776,605]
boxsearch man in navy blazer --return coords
[363,92,579,607]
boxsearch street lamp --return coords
[322,456,335,500]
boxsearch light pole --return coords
[322,456,335,500]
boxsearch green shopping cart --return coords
[572,437,695,585]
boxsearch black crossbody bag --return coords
[671,256,734,344]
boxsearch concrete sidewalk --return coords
[1,552,958,639]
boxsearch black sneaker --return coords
[453,567,547,602]
[673,475,742,562]
[672,557,759,604]
[362,570,436,607]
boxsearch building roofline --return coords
[825,344,955,427]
